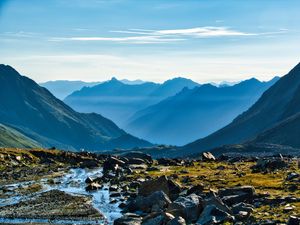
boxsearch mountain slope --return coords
[0,123,40,148]
[64,77,199,126]
[0,64,151,151]
[40,80,102,99]
[180,63,300,156]
[126,77,278,145]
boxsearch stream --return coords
[0,167,122,224]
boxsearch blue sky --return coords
[0,0,299,83]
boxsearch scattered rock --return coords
[0,190,103,219]
[166,216,186,225]
[252,158,288,172]
[142,212,174,225]
[139,176,181,200]
[114,213,143,225]
[196,204,234,225]
[128,191,171,213]
[287,216,300,225]
[122,152,153,164]
[218,186,255,205]
[167,194,202,223]
[85,182,102,192]
[201,152,216,162]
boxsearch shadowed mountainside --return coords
[178,62,300,156]
[126,77,278,145]
[0,64,152,151]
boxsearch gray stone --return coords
[168,194,202,223]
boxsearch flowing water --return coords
[0,167,122,224]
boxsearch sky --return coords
[0,0,300,83]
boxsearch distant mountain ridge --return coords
[64,77,200,126]
[40,79,146,99]
[125,77,279,145]
[0,64,152,151]
[40,80,102,99]
[179,62,300,157]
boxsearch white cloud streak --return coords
[50,26,269,44]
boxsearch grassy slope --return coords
[135,160,300,222]
[0,123,40,148]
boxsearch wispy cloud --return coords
[51,35,185,44]
[50,26,286,44]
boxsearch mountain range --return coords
[64,77,199,126]
[40,79,146,100]
[125,77,279,145]
[0,64,151,150]
[177,62,300,157]
[40,80,102,100]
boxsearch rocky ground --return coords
[0,148,299,225]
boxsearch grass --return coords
[135,160,300,222]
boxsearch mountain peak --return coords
[0,64,19,77]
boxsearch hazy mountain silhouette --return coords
[179,63,300,156]
[64,77,199,126]
[126,77,279,145]
[40,79,147,99]
[0,65,152,151]
[40,80,102,100]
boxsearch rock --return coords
[232,202,253,219]
[187,184,205,195]
[201,152,216,162]
[287,172,299,181]
[218,186,255,205]
[203,192,232,215]
[103,156,126,174]
[287,216,300,225]
[252,158,288,172]
[128,191,171,213]
[125,157,147,165]
[85,176,93,184]
[114,214,143,225]
[122,152,153,164]
[167,194,202,223]
[142,212,174,225]
[157,158,182,166]
[146,167,160,172]
[85,182,102,192]
[196,205,234,225]
[166,216,186,225]
[0,190,103,219]
[139,176,181,200]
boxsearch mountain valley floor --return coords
[0,148,299,224]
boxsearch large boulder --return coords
[196,192,233,225]
[288,216,300,225]
[139,176,181,200]
[138,176,181,200]
[128,191,171,213]
[201,152,216,162]
[122,152,153,164]
[218,186,255,205]
[167,194,202,223]
[252,158,288,172]
[114,214,142,225]
[166,217,186,225]
[196,205,234,225]
[103,156,126,174]
[142,212,175,225]
[85,182,102,192]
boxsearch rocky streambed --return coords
[0,167,122,224]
